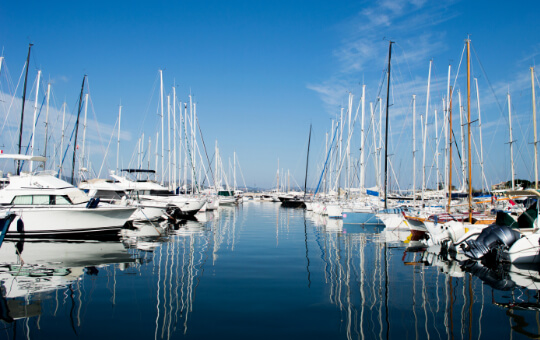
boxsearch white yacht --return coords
[110,169,206,219]
[0,155,136,238]
[79,178,167,222]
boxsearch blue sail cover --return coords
[366,189,379,197]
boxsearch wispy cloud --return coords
[309,0,459,113]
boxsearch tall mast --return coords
[81,93,88,170]
[435,108,439,191]
[17,43,32,175]
[447,87,453,212]
[234,151,237,191]
[507,92,515,190]
[371,102,379,190]
[160,70,164,185]
[60,102,66,177]
[116,105,122,174]
[412,95,416,204]
[532,67,538,189]
[193,102,197,193]
[304,124,312,199]
[148,137,151,170]
[422,60,432,204]
[155,131,159,175]
[459,90,466,191]
[43,82,51,167]
[466,39,472,222]
[379,98,382,192]
[277,158,280,192]
[360,85,366,190]
[384,41,393,209]
[71,75,86,185]
[445,64,451,192]
[173,87,177,191]
[347,93,352,191]
[475,78,486,193]
[30,70,41,172]
[167,94,171,189]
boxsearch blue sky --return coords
[1,0,539,190]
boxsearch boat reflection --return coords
[0,238,137,324]
[407,245,540,339]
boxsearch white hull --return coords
[326,204,343,219]
[507,234,540,263]
[4,205,136,237]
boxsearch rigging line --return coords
[179,104,199,191]
[451,44,466,102]
[471,43,508,124]
[98,119,118,178]
[393,41,420,98]
[314,122,339,195]
[87,89,112,175]
[0,61,25,138]
[196,116,215,186]
[235,154,249,191]
[19,95,47,170]
[59,96,85,173]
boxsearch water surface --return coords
[1,202,539,339]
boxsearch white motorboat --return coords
[79,178,167,222]
[0,155,136,238]
[110,169,206,219]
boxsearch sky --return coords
[1,0,540,190]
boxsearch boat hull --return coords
[4,206,136,238]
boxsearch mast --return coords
[167,94,171,189]
[30,69,41,172]
[422,60,432,204]
[445,64,451,193]
[277,158,280,192]
[412,95,416,204]
[466,38,472,222]
[60,102,66,177]
[155,131,159,175]
[532,67,538,189]
[43,82,51,167]
[459,90,466,191]
[379,98,382,193]
[160,70,164,186]
[447,87,453,212]
[81,93,88,170]
[347,93,352,191]
[116,105,122,174]
[507,92,515,190]
[475,78,486,193]
[360,85,366,190]
[304,124,312,199]
[17,43,32,175]
[148,137,151,171]
[384,41,393,209]
[371,102,379,190]
[435,108,439,191]
[173,87,177,192]
[71,75,86,185]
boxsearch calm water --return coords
[1,202,540,339]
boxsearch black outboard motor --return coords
[461,260,516,291]
[460,224,521,260]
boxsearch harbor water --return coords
[1,202,540,339]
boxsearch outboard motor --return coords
[461,260,516,291]
[460,224,521,260]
